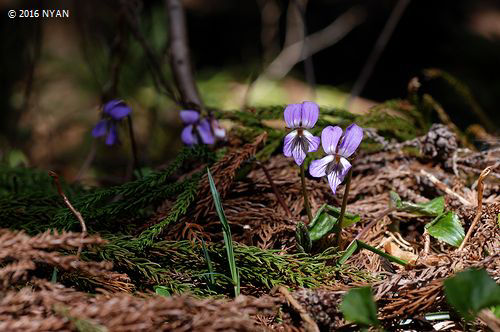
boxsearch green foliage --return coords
[305,204,360,243]
[201,239,215,288]
[208,168,240,297]
[444,269,500,321]
[425,212,465,247]
[0,165,80,197]
[52,146,213,231]
[390,192,445,216]
[340,286,379,327]
[295,222,312,254]
[154,285,171,297]
[355,107,421,142]
[137,173,202,249]
[338,240,408,266]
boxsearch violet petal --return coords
[283,131,297,157]
[181,125,198,145]
[303,130,320,152]
[197,119,215,145]
[284,104,301,128]
[338,123,363,158]
[292,143,307,166]
[104,100,131,120]
[105,124,119,145]
[326,157,351,194]
[180,110,200,124]
[321,126,343,155]
[92,119,108,138]
[301,101,319,129]
[103,100,122,114]
[309,155,334,177]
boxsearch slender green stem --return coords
[127,115,143,178]
[335,167,353,247]
[300,163,313,223]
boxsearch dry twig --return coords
[420,169,472,206]
[49,171,87,257]
[458,166,492,251]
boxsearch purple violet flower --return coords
[309,124,363,194]
[180,110,215,145]
[283,101,321,166]
[92,100,131,146]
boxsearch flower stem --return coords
[256,161,292,218]
[127,115,143,178]
[300,163,313,223]
[335,167,353,248]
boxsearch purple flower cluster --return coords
[180,110,225,146]
[282,101,363,194]
[92,100,131,146]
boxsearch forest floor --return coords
[0,104,499,331]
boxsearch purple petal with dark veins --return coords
[283,131,297,157]
[292,141,307,166]
[309,155,334,177]
[284,104,301,129]
[92,119,108,138]
[338,123,363,158]
[301,101,319,129]
[326,157,351,194]
[181,125,198,145]
[105,124,119,145]
[303,130,320,152]
[197,119,215,145]
[180,110,200,124]
[321,126,343,155]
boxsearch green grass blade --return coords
[201,239,215,287]
[207,168,240,297]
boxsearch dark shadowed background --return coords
[1,0,499,178]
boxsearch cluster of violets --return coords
[92,101,226,147]
[92,100,131,146]
[180,110,226,145]
[283,101,363,194]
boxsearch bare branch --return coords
[249,5,366,94]
[166,0,204,110]
[347,0,411,108]
[121,0,179,103]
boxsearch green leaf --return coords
[391,191,444,216]
[444,269,500,321]
[491,305,500,318]
[338,240,408,266]
[309,212,338,242]
[208,168,240,297]
[295,222,312,253]
[425,211,465,247]
[201,239,215,287]
[340,287,379,326]
[154,285,171,297]
[308,204,360,241]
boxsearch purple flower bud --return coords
[309,124,363,194]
